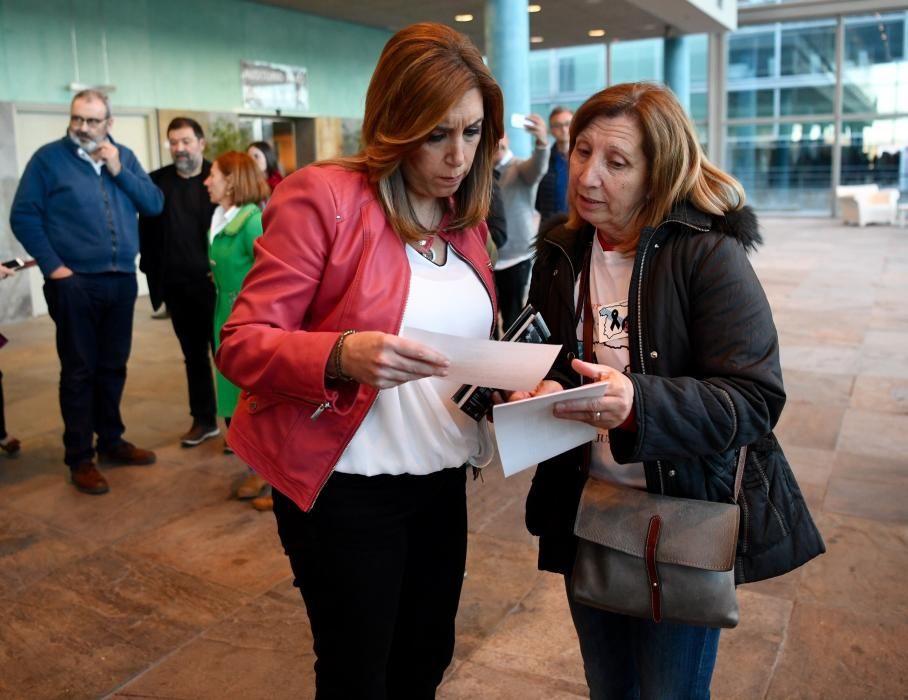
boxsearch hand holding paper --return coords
[401,327,559,392]
[554,359,636,430]
[492,381,609,476]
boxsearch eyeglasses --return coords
[70,115,107,128]
[551,121,571,129]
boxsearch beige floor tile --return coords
[766,602,908,700]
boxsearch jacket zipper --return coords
[751,451,789,535]
[710,383,739,451]
[634,218,709,494]
[99,176,118,270]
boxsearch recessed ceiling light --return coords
[528,4,542,12]
[530,36,544,44]
[455,14,474,22]
[588,29,606,37]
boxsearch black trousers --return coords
[162,278,217,426]
[273,466,468,700]
[494,259,533,334]
[43,273,137,467]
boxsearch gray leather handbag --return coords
[571,448,746,628]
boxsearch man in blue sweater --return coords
[10,90,164,495]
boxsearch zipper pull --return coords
[310,401,331,420]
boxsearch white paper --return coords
[492,382,608,477]
[401,327,559,392]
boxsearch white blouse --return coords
[334,242,495,477]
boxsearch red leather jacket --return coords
[216,164,497,511]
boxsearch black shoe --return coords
[180,422,220,447]
[71,461,110,495]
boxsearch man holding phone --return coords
[493,112,550,332]
[10,90,164,494]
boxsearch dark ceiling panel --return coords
[254,0,672,52]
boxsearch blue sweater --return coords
[10,136,164,276]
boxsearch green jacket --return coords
[209,203,263,417]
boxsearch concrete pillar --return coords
[664,35,690,115]
[485,0,531,157]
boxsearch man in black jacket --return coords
[139,117,219,447]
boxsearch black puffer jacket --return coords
[525,203,825,584]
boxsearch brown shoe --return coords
[0,436,21,456]
[251,492,273,511]
[71,461,109,495]
[98,441,156,466]
[236,473,268,499]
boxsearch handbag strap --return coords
[577,241,594,476]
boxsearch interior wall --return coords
[0,0,388,118]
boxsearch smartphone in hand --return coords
[1,258,36,271]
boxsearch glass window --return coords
[843,13,908,114]
[728,89,774,119]
[529,51,551,101]
[728,29,776,79]
[558,57,576,93]
[780,21,835,76]
[779,85,834,116]
[726,121,834,211]
[841,117,908,188]
[611,38,663,83]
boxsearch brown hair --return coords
[566,82,744,252]
[325,22,504,242]
[214,151,270,207]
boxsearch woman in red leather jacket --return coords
[217,23,503,699]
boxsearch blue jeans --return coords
[565,577,720,700]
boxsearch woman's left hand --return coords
[552,359,634,429]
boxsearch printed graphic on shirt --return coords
[592,301,629,349]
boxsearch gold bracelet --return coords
[332,329,356,382]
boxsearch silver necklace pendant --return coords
[418,238,435,262]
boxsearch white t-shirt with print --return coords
[575,236,646,488]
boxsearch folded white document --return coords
[492,382,608,477]
[401,327,559,392]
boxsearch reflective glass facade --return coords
[528,8,908,214]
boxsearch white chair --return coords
[835,184,900,226]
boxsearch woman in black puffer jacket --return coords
[513,83,824,700]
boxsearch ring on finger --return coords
[594,411,601,421]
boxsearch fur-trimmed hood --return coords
[536,202,762,254]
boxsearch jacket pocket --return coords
[738,435,791,557]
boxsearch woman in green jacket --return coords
[204,151,270,505]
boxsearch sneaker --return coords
[98,441,157,466]
[180,422,220,447]
[151,305,170,320]
[71,461,110,495]
[0,436,21,456]
[236,473,268,499]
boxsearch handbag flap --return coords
[574,479,739,571]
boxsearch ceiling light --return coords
[528,4,542,12]
[530,36,544,44]
[588,29,606,37]
[455,14,474,22]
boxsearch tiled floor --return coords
[0,217,905,699]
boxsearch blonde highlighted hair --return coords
[567,82,744,250]
[323,22,504,243]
